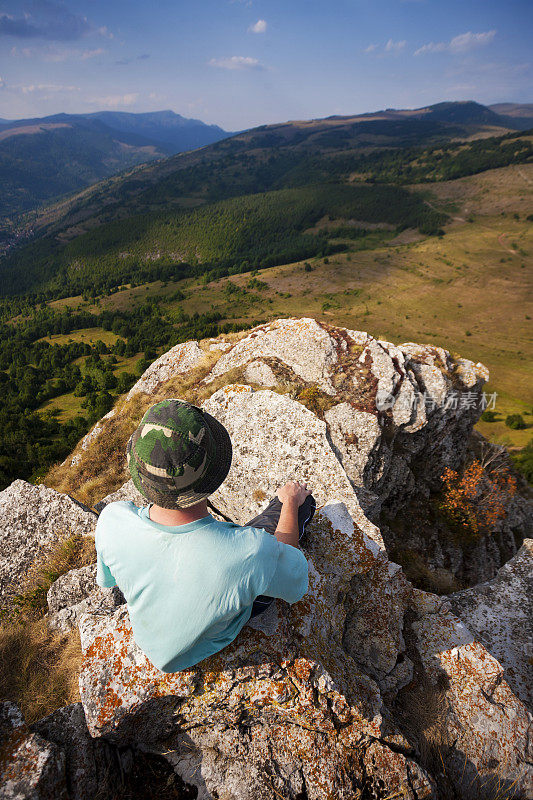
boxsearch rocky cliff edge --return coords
[1,318,531,800]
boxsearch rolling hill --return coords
[15,101,528,239]
[0,110,530,299]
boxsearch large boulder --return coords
[199,318,522,582]
[449,539,533,709]
[0,480,96,611]
[205,317,340,394]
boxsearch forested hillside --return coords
[10,101,526,242]
[0,183,445,297]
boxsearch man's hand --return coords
[277,480,311,508]
[275,481,311,548]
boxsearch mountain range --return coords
[1,100,532,226]
[0,110,231,219]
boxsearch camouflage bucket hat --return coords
[126,398,232,509]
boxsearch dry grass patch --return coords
[0,620,82,724]
[0,534,95,723]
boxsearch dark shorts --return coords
[245,494,316,618]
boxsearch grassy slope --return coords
[38,162,533,448]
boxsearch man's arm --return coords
[274,481,311,548]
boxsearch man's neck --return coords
[149,500,209,527]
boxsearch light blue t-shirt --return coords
[95,501,308,672]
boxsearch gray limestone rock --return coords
[0,701,67,800]
[449,539,533,709]
[46,563,124,633]
[324,402,382,488]
[126,339,204,399]
[93,479,145,513]
[47,564,98,613]
[0,480,96,611]
[243,359,277,386]
[204,317,340,394]
[202,384,384,548]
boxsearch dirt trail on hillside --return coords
[517,167,533,186]
[423,198,518,255]
[498,232,517,254]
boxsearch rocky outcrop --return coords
[78,502,438,799]
[196,318,529,583]
[126,339,204,399]
[0,480,96,611]
[0,701,67,800]
[77,501,533,799]
[1,317,532,799]
[449,539,533,709]
[46,564,124,633]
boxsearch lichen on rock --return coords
[77,502,438,799]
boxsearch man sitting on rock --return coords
[95,398,315,672]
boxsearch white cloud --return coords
[364,40,406,54]
[415,30,496,56]
[414,41,446,56]
[98,26,114,39]
[10,44,105,62]
[21,83,79,94]
[90,93,139,108]
[449,30,496,52]
[385,38,406,52]
[48,46,105,62]
[249,19,267,34]
[208,56,264,70]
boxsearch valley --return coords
[0,105,531,491]
[34,163,533,450]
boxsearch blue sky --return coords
[0,0,531,130]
